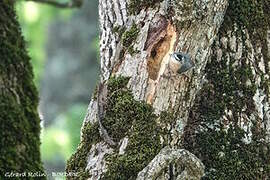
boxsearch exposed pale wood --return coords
[79,0,229,179]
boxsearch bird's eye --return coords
[175,54,182,61]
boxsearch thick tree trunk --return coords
[183,1,270,178]
[67,0,270,179]
[0,1,45,178]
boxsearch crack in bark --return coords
[97,82,116,147]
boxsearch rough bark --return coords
[67,0,270,179]
[136,146,204,180]
[183,1,270,178]
[0,1,44,178]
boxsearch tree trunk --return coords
[183,1,270,178]
[0,1,45,178]
[66,0,270,179]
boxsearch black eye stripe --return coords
[176,54,182,59]
[173,54,180,61]
[171,52,190,62]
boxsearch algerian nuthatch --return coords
[170,52,194,74]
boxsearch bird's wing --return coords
[177,61,194,74]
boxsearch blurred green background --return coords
[16,1,99,179]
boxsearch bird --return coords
[170,52,194,74]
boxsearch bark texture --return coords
[0,1,44,178]
[67,0,270,179]
[136,146,204,180]
[183,0,270,178]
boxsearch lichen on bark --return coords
[0,1,44,178]
[183,0,270,179]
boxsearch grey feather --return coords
[177,60,194,74]
[171,52,194,74]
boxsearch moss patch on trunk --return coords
[102,76,163,179]
[121,23,140,56]
[66,76,174,179]
[183,55,270,178]
[183,1,270,177]
[66,122,100,178]
[223,0,270,40]
[0,1,44,178]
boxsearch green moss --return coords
[92,83,99,100]
[102,76,164,179]
[182,1,270,175]
[196,125,270,179]
[113,24,139,56]
[107,76,130,92]
[112,25,126,37]
[122,23,139,47]
[128,0,162,15]
[127,46,140,56]
[184,59,270,178]
[222,0,270,39]
[0,2,44,178]
[226,0,270,95]
[66,122,101,179]
[183,3,270,177]
[121,23,139,56]
[67,76,166,179]
[113,23,140,56]
[67,76,177,179]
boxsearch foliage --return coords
[41,127,71,160]
[16,2,94,178]
[39,104,87,179]
[41,104,87,161]
[16,1,72,86]
[65,104,88,153]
